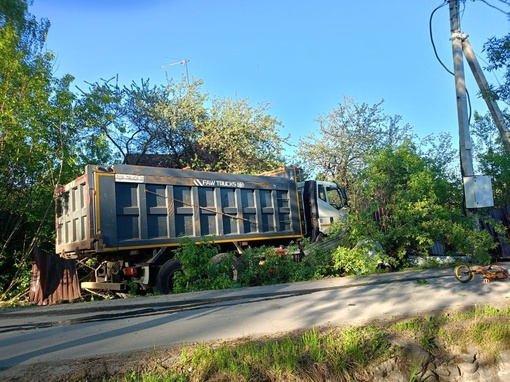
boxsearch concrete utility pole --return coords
[462,38,510,154]
[449,0,474,178]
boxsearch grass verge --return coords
[94,304,510,382]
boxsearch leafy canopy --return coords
[0,0,81,299]
[75,76,288,174]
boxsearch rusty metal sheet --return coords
[29,246,81,305]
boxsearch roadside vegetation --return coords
[1,2,510,381]
[1,1,510,307]
[57,304,507,382]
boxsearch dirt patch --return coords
[0,346,181,382]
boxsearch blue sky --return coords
[30,0,508,157]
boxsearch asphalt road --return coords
[1,266,509,373]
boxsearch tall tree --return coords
[0,0,79,299]
[75,76,287,173]
[75,77,210,166]
[199,97,286,173]
[295,97,414,191]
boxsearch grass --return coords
[168,326,392,382]
[100,304,510,382]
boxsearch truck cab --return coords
[298,180,348,242]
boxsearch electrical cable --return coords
[474,0,510,14]
[466,88,472,125]
[429,1,455,76]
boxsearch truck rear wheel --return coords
[156,259,182,294]
[212,253,239,281]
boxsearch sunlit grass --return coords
[178,326,391,381]
[450,305,510,353]
[105,304,510,382]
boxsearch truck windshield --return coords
[326,186,345,210]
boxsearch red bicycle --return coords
[454,264,510,284]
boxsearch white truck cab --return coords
[298,180,348,241]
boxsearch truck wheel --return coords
[156,259,182,294]
[212,253,239,281]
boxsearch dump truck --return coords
[54,164,347,294]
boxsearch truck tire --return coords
[156,258,182,294]
[211,253,239,281]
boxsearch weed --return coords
[408,361,423,382]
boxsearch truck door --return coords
[302,180,320,242]
[300,180,348,242]
[315,182,348,234]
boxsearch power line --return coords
[429,1,455,76]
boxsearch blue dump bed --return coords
[55,165,303,258]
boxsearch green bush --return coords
[447,218,499,265]
[236,243,337,287]
[332,240,389,276]
[173,236,238,293]
[236,246,297,286]
[338,143,501,267]
[171,238,340,294]
[298,245,338,280]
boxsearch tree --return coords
[472,111,510,207]
[75,77,208,166]
[484,33,510,107]
[0,1,80,299]
[199,97,287,173]
[295,97,414,191]
[75,76,287,173]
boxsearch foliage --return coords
[236,246,291,286]
[298,243,339,280]
[484,32,510,106]
[75,76,287,173]
[0,0,27,29]
[75,77,207,166]
[171,238,338,294]
[199,97,286,173]
[475,28,510,207]
[334,142,496,265]
[0,1,82,299]
[332,240,389,276]
[172,239,330,293]
[418,131,459,182]
[446,217,499,265]
[173,236,238,293]
[236,243,337,287]
[295,97,415,191]
[472,112,510,207]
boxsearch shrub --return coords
[341,142,500,267]
[332,240,389,276]
[173,236,238,292]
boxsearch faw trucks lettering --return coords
[115,173,145,183]
[193,179,245,188]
